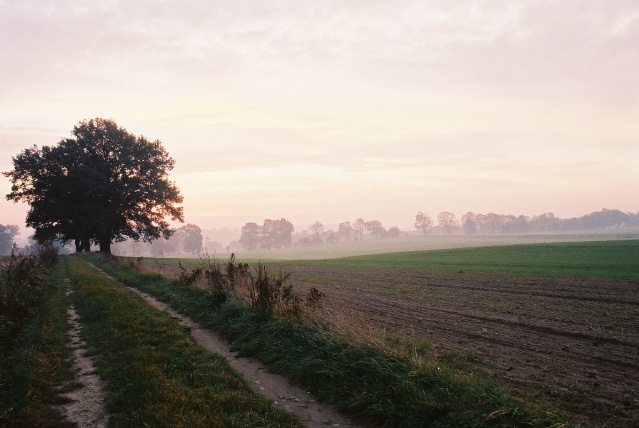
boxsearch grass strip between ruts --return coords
[64,256,301,427]
[81,253,569,428]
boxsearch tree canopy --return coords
[174,223,203,254]
[3,118,183,253]
[239,219,294,250]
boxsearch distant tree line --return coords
[107,223,204,257]
[239,219,295,250]
[415,208,639,235]
[4,208,637,256]
[238,218,401,250]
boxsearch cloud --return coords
[1,0,637,227]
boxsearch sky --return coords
[1,0,638,235]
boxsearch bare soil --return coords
[55,280,109,428]
[276,264,639,427]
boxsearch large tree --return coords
[4,118,184,254]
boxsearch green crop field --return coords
[296,239,639,278]
[153,239,639,279]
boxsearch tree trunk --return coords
[75,238,91,253]
[98,238,111,254]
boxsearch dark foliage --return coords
[4,118,183,254]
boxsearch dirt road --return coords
[127,284,361,427]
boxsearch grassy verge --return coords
[302,240,639,279]
[0,260,75,426]
[82,254,569,427]
[64,256,301,427]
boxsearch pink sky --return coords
[1,0,638,234]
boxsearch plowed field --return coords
[276,264,639,427]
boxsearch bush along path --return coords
[62,256,302,427]
[1,252,76,427]
[81,254,569,428]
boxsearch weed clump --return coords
[248,264,290,318]
[175,254,322,319]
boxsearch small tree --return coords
[387,226,401,238]
[365,220,386,239]
[309,221,324,244]
[0,224,19,255]
[175,223,203,254]
[414,211,432,235]
[354,218,366,240]
[338,221,352,242]
[274,218,294,249]
[437,211,459,235]
[461,212,478,235]
[239,222,261,250]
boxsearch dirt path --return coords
[127,286,360,427]
[55,279,109,428]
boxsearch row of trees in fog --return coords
[415,208,639,235]
[236,208,639,252]
[0,222,205,257]
[238,218,401,250]
[2,208,637,256]
[109,223,204,257]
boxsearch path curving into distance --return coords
[128,286,361,427]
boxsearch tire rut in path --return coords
[126,286,361,428]
[55,279,109,428]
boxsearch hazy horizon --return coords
[2,1,638,235]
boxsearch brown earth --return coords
[274,264,639,427]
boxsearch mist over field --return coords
[94,208,638,260]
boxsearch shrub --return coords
[0,245,58,350]
[248,264,291,318]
